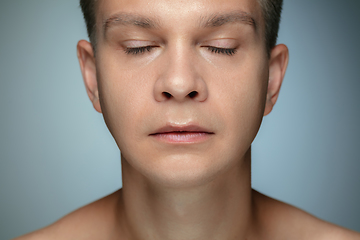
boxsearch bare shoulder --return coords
[12,190,121,240]
[252,190,360,240]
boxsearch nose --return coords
[153,48,208,102]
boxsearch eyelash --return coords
[124,46,237,56]
[124,46,154,55]
[207,46,237,56]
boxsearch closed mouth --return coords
[149,125,214,143]
[150,125,214,135]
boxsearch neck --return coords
[117,149,256,240]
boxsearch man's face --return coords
[81,0,279,187]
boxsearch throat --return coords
[118,155,254,240]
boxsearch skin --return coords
[14,0,360,239]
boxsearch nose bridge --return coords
[154,41,208,102]
[167,44,197,94]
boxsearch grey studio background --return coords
[1,0,359,239]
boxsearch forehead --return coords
[96,0,263,30]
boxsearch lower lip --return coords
[150,132,212,143]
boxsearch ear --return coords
[77,40,102,113]
[263,44,289,116]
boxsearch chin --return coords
[149,154,238,188]
[136,153,232,188]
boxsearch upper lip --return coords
[150,124,214,135]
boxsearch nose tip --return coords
[153,57,208,102]
[154,76,208,102]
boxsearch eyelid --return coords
[123,40,158,48]
[201,39,237,49]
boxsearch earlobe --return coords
[263,44,289,116]
[77,40,102,113]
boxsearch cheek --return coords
[96,61,156,151]
[210,57,268,148]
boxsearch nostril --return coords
[188,91,198,98]
[162,92,172,99]
[160,91,199,100]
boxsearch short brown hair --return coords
[80,0,283,56]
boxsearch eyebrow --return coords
[103,13,160,33]
[103,11,256,35]
[201,11,257,29]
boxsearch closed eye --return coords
[124,46,156,55]
[124,46,237,56]
[207,46,237,56]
